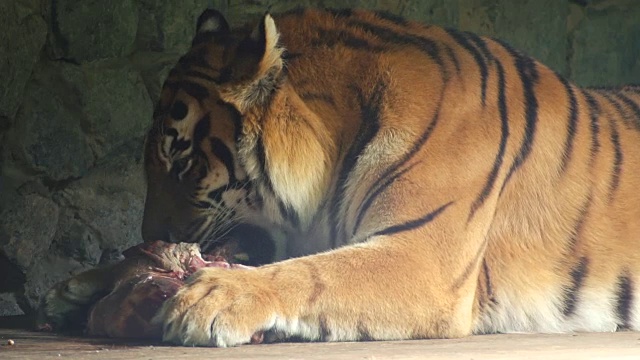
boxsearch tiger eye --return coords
[170,101,188,120]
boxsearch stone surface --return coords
[81,61,153,159]
[0,0,48,120]
[0,293,23,316]
[53,141,147,255]
[0,251,26,295]
[0,194,60,271]
[7,60,151,181]
[569,0,640,87]
[9,62,94,181]
[46,0,138,62]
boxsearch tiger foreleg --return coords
[156,228,483,347]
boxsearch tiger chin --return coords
[68,7,640,347]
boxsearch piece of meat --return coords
[85,241,249,338]
[37,240,253,339]
[86,272,183,338]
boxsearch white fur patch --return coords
[564,287,618,332]
[475,282,627,334]
[630,289,640,331]
[476,286,566,334]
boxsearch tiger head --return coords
[141,9,283,262]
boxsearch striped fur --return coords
[140,8,640,346]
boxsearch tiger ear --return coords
[196,9,230,35]
[221,13,285,112]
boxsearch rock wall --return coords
[0,0,638,316]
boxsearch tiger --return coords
[46,7,640,347]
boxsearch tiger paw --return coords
[156,266,281,347]
[36,270,110,332]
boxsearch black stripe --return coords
[326,8,353,18]
[281,51,303,62]
[176,47,212,70]
[357,320,374,341]
[305,261,326,304]
[193,200,212,209]
[253,191,264,210]
[195,159,208,183]
[277,201,287,222]
[608,116,623,202]
[210,137,238,185]
[373,201,453,237]
[567,194,592,253]
[353,93,443,236]
[343,36,385,51]
[214,67,232,84]
[184,70,219,84]
[309,29,386,52]
[164,81,210,102]
[614,92,640,130]
[345,20,446,80]
[452,238,488,290]
[582,90,601,166]
[498,42,539,194]
[207,188,224,203]
[374,10,409,26]
[615,274,634,329]
[445,29,491,105]
[216,100,243,143]
[255,136,275,194]
[164,127,178,138]
[330,81,385,246]
[204,178,247,204]
[193,114,211,145]
[557,74,579,173]
[466,32,494,62]
[623,85,640,94]
[278,201,301,229]
[601,92,632,129]
[563,257,589,316]
[483,260,496,305]
[598,93,625,201]
[443,44,461,76]
[353,163,417,234]
[171,137,190,153]
[185,217,207,242]
[468,59,509,222]
[300,92,337,107]
[318,314,331,341]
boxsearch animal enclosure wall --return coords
[0,0,638,317]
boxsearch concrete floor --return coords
[1,328,639,359]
